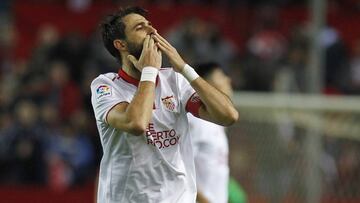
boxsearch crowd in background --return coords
[0,0,359,199]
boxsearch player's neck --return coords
[122,60,141,80]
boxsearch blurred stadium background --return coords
[0,0,359,202]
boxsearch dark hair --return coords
[100,6,148,62]
[194,62,220,79]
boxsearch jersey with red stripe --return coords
[90,68,202,203]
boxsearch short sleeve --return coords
[90,76,130,124]
[177,73,203,117]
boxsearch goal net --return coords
[228,92,360,203]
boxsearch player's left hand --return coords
[153,33,186,72]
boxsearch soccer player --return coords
[90,7,238,203]
[188,62,234,203]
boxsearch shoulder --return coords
[90,72,118,88]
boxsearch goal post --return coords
[228,92,360,203]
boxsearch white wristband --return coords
[181,64,199,82]
[140,66,159,83]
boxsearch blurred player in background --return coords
[190,62,247,203]
[188,62,233,203]
[90,6,238,203]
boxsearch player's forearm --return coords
[191,77,239,126]
[125,81,155,134]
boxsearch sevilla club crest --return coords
[161,95,177,111]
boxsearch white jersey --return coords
[188,114,229,203]
[91,68,202,203]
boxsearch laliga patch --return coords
[161,95,177,112]
[96,85,112,99]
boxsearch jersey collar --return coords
[118,68,159,87]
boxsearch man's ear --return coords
[113,39,127,51]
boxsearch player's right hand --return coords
[128,35,162,72]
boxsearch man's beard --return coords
[127,40,143,60]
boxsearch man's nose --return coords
[146,25,157,34]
